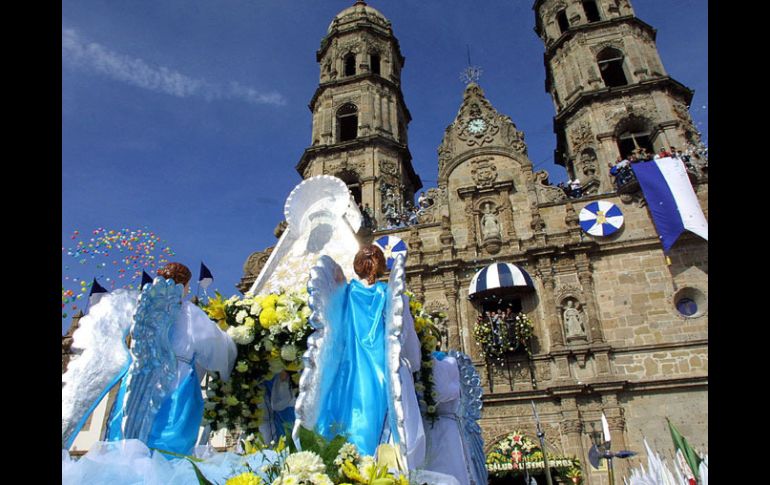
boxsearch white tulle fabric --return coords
[171,301,237,386]
[399,293,426,471]
[62,439,278,485]
[423,356,471,485]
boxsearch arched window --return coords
[582,0,601,22]
[597,47,628,87]
[370,53,381,75]
[337,103,358,142]
[556,9,569,34]
[616,118,654,158]
[336,169,362,205]
[344,53,356,76]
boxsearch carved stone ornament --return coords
[570,121,594,153]
[534,170,568,204]
[471,158,499,188]
[530,201,546,232]
[555,284,583,303]
[243,247,274,277]
[565,202,580,228]
[578,148,598,177]
[425,300,448,313]
[379,159,398,177]
[500,115,528,155]
[672,101,695,126]
[454,84,501,147]
[562,299,587,339]
[437,131,454,174]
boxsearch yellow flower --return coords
[217,319,229,331]
[259,308,279,328]
[285,361,303,372]
[225,472,262,485]
[244,317,256,328]
[262,294,279,310]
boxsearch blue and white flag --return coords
[632,157,708,252]
[140,270,153,289]
[199,262,214,290]
[579,200,624,237]
[373,235,408,270]
[89,278,109,307]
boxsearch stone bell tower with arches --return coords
[534,0,700,194]
[296,1,421,223]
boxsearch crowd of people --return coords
[359,191,435,232]
[607,143,707,190]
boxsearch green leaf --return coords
[188,459,217,485]
[299,425,326,454]
[284,423,298,453]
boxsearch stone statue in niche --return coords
[563,300,586,339]
[480,203,502,241]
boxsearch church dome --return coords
[327,1,390,33]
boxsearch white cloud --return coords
[62,28,286,106]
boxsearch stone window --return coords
[556,9,570,34]
[336,103,358,142]
[370,53,381,75]
[582,0,601,22]
[616,118,654,158]
[597,47,628,87]
[673,287,707,318]
[344,53,356,76]
[336,169,362,205]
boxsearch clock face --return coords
[468,118,487,134]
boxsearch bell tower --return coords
[534,0,700,194]
[296,1,421,222]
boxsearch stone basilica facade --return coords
[240,2,708,483]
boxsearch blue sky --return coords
[62,0,707,333]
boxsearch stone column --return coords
[382,95,392,133]
[560,397,587,475]
[601,393,629,481]
[443,284,461,350]
[374,90,382,132]
[575,254,605,344]
[537,259,565,351]
[464,202,477,251]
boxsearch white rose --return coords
[281,344,297,362]
[235,310,248,323]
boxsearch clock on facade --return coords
[467,118,487,135]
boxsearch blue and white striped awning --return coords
[468,263,535,298]
[374,235,408,270]
[579,200,624,237]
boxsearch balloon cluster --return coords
[61,227,176,320]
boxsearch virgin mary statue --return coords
[294,245,425,471]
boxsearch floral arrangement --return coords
[209,428,409,485]
[405,291,447,423]
[201,287,447,439]
[485,430,583,484]
[473,311,533,364]
[201,289,313,433]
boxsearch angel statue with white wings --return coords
[294,245,426,472]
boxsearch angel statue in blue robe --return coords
[62,262,237,459]
[294,245,426,472]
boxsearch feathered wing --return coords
[293,255,346,443]
[118,278,182,443]
[448,350,488,485]
[61,289,139,448]
[384,253,408,463]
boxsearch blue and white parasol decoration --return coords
[468,262,534,298]
[374,235,408,270]
[579,200,624,237]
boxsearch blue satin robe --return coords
[315,279,389,456]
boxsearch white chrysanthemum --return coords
[236,309,248,323]
[285,451,325,477]
[250,302,262,316]
[358,455,376,477]
[227,325,255,345]
[310,473,333,485]
[280,344,297,362]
